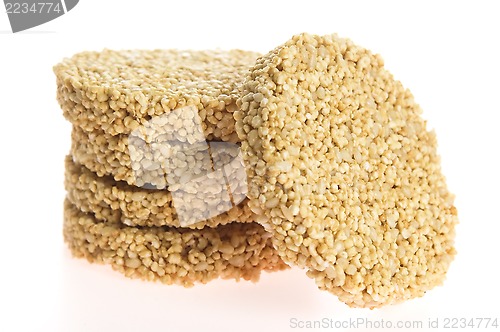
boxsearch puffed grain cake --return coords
[65,155,253,229]
[235,33,457,308]
[63,199,289,287]
[54,49,259,142]
[70,125,245,190]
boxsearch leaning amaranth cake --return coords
[235,33,457,308]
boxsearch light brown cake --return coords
[64,199,288,287]
[235,33,457,308]
[54,49,259,141]
[65,155,253,229]
[70,125,245,191]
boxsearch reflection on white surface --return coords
[57,244,473,332]
[59,248,323,332]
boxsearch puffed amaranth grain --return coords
[235,33,457,308]
[54,49,259,141]
[65,156,254,229]
[63,199,288,286]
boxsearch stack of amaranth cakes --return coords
[54,49,289,287]
[55,34,458,308]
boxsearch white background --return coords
[1,1,499,331]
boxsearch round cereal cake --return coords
[235,33,457,308]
